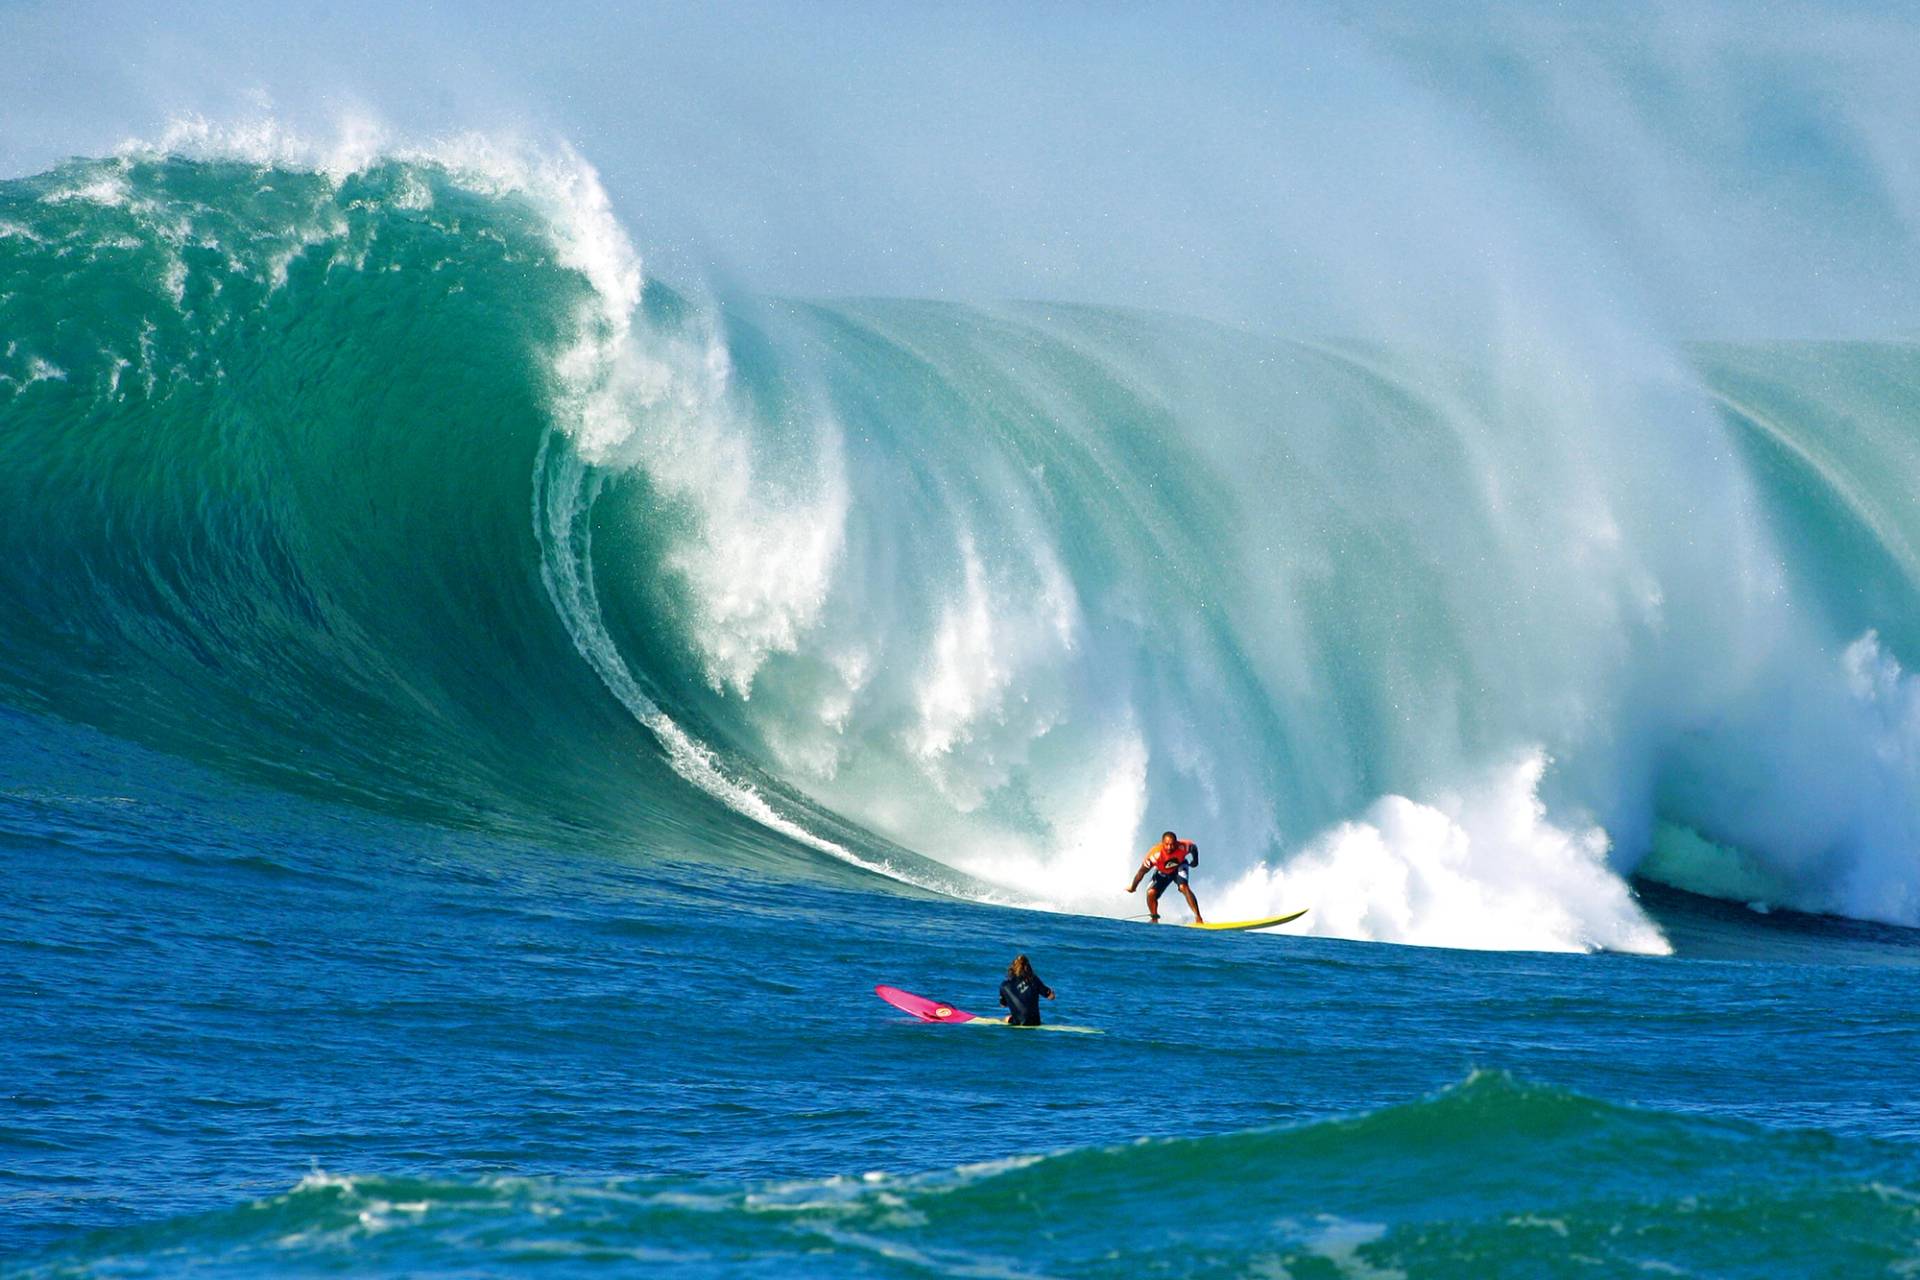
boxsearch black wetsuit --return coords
[998,972,1053,1026]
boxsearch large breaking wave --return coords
[6,124,1920,952]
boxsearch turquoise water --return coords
[8,150,1920,1276]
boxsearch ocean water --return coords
[7,133,1920,1277]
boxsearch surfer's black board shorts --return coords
[1150,867,1189,892]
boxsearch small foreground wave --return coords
[13,1074,1918,1278]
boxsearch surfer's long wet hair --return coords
[1007,954,1034,981]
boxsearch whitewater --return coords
[9,5,1920,1275]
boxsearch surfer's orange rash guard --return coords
[1149,841,1198,875]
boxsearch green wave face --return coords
[9,150,1920,943]
[17,1075,1919,1278]
[0,158,631,825]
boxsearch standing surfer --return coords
[999,955,1055,1026]
[1127,830,1204,923]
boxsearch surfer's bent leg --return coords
[1179,881,1203,924]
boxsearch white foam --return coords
[911,535,1080,761]
[1830,631,1920,920]
[1217,753,1670,954]
[475,138,849,704]
[1285,1216,1405,1280]
[912,536,1007,762]
[114,113,642,336]
[534,440,989,900]
[1632,627,1920,927]
[157,255,187,306]
[582,332,847,696]
[927,723,1150,912]
[39,171,130,208]
[136,111,392,187]
[6,356,70,391]
[292,1168,359,1193]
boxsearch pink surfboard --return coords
[874,984,985,1023]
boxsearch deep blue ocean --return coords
[8,135,1920,1277]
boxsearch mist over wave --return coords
[6,118,1920,951]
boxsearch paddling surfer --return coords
[998,954,1055,1026]
[1127,830,1204,923]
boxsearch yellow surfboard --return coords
[1182,909,1309,932]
